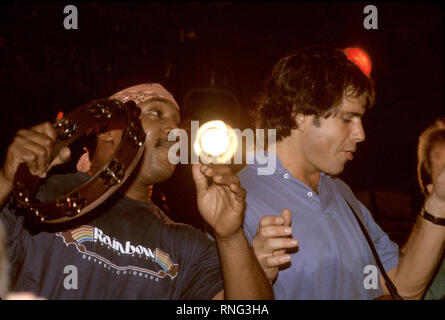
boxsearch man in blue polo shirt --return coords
[239,47,445,299]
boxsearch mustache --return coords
[155,137,179,148]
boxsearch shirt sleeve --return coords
[359,201,400,273]
[175,225,223,299]
[239,168,264,246]
[0,202,23,241]
[335,178,400,274]
[424,256,445,300]
[242,202,258,246]
[0,172,89,294]
[0,172,84,266]
[0,203,27,290]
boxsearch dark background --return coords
[0,2,443,245]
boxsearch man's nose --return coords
[352,121,366,143]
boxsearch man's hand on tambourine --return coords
[0,122,71,184]
[192,163,246,240]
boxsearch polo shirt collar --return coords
[247,150,334,196]
[247,150,286,175]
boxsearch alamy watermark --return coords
[62,4,377,31]
[363,5,378,30]
[63,265,78,290]
[167,121,277,175]
[63,5,78,30]
[363,264,378,290]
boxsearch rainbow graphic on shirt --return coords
[56,225,179,279]
[70,226,94,245]
[155,248,174,272]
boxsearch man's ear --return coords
[295,113,306,131]
[76,150,91,173]
[426,183,433,194]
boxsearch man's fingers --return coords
[201,164,232,177]
[259,215,286,227]
[255,237,299,252]
[263,254,292,268]
[197,164,244,202]
[15,124,58,177]
[212,174,240,187]
[257,210,292,230]
[192,164,209,196]
[281,208,292,226]
[1,122,61,182]
[12,139,49,177]
[47,147,71,172]
[31,122,57,142]
[20,148,40,176]
[25,140,52,177]
[229,183,245,198]
[200,165,240,186]
[257,225,292,238]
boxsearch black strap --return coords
[343,198,403,300]
[421,207,445,226]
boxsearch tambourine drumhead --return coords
[12,99,146,224]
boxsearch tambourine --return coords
[12,99,146,224]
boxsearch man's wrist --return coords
[0,168,14,209]
[424,193,445,219]
[0,169,13,189]
[420,207,445,226]
[215,228,245,244]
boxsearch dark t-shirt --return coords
[0,172,223,299]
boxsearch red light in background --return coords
[343,47,372,78]
[56,112,64,120]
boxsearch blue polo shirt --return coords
[238,152,399,299]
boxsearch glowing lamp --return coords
[344,47,372,78]
[194,120,238,164]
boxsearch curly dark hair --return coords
[417,117,445,196]
[256,47,375,141]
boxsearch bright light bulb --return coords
[200,128,230,156]
[194,120,238,163]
